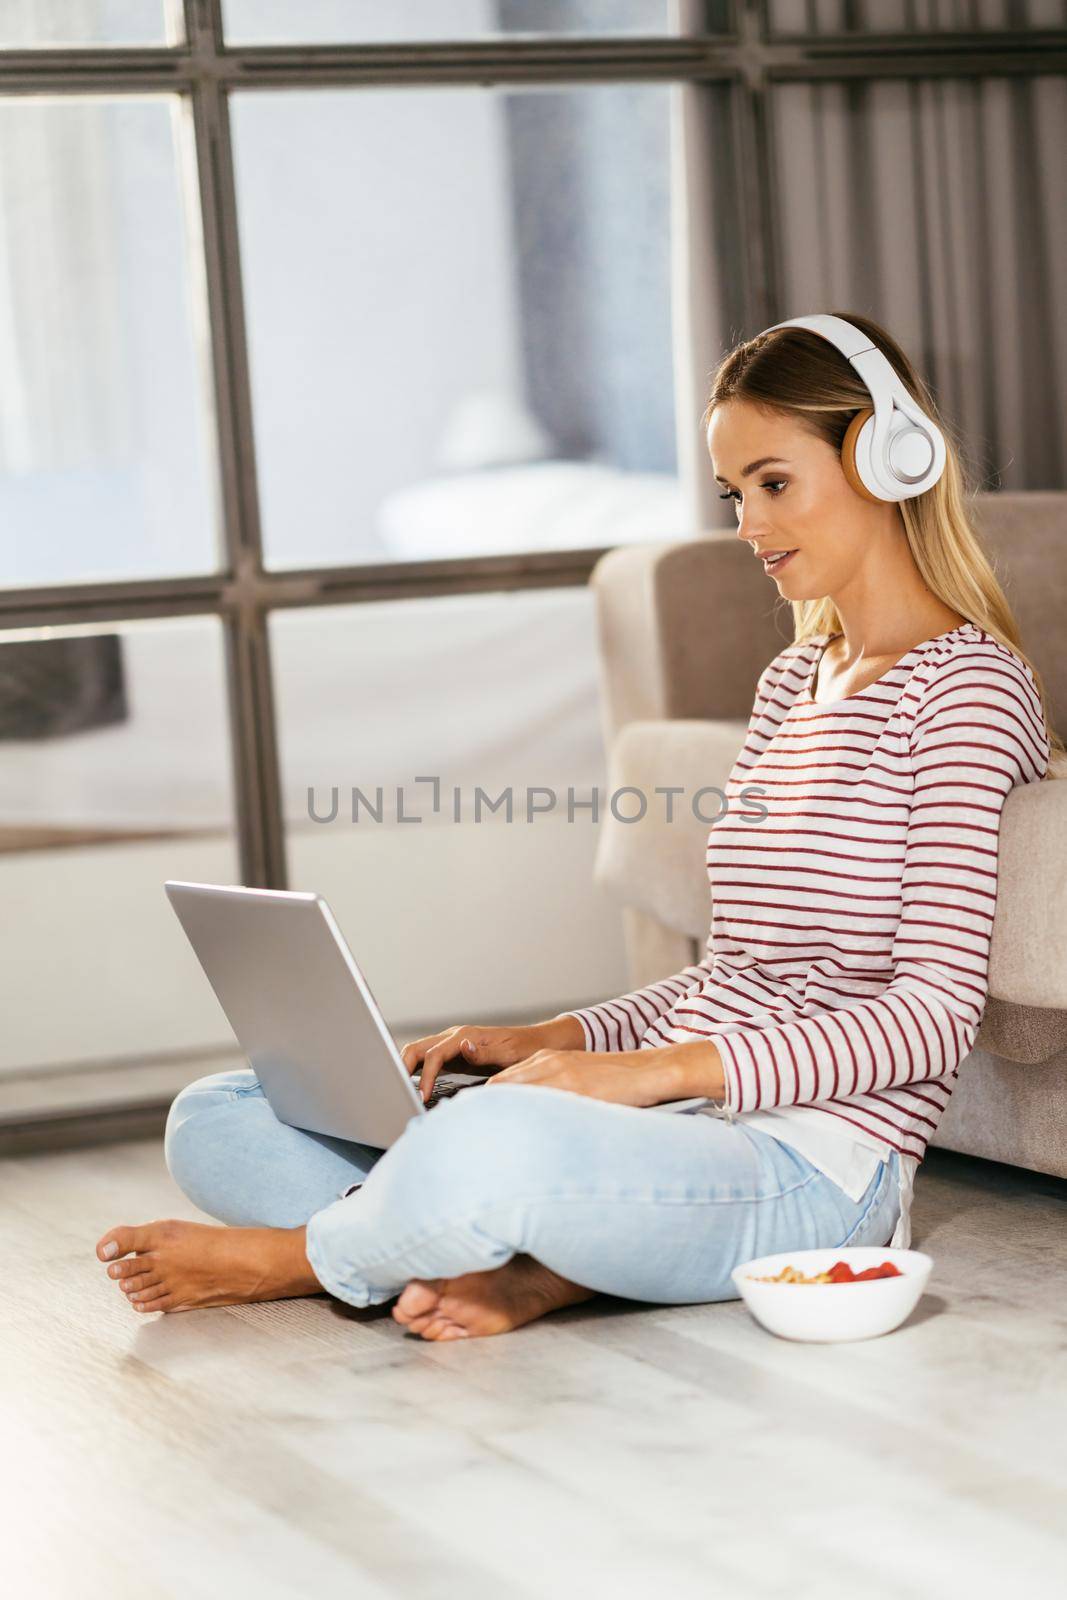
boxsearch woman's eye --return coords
[717,479,787,504]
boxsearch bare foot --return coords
[391,1254,596,1341]
[95,1220,321,1314]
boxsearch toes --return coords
[391,1295,418,1326]
[395,1280,444,1321]
[97,1225,154,1262]
[402,1315,439,1335]
[120,1272,161,1297]
[133,1295,175,1314]
[108,1253,158,1281]
[130,1285,172,1311]
[418,1314,472,1342]
[438,1294,508,1336]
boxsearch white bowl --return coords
[731,1247,932,1343]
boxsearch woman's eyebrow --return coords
[713,456,791,484]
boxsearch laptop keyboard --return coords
[418,1075,483,1109]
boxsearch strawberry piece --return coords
[853,1262,903,1281]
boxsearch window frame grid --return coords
[0,0,1064,899]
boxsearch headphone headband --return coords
[763,313,946,503]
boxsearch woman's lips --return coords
[763,549,797,574]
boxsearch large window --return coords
[223,1,676,45]
[0,2,179,49]
[2,0,1063,1133]
[0,619,239,1094]
[270,588,627,1029]
[231,82,679,570]
[1,96,219,588]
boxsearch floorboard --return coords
[1,1142,1064,1599]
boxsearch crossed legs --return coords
[96,1068,899,1339]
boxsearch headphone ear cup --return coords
[841,409,887,503]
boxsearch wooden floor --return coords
[2,1139,1066,1600]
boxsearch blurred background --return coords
[1,0,1065,1141]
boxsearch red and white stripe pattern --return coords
[569,624,1050,1162]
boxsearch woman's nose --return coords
[735,508,766,544]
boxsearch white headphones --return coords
[763,313,947,503]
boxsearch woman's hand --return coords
[487,1038,725,1108]
[484,1047,685,1107]
[399,1014,585,1105]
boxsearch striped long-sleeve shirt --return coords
[568,622,1050,1243]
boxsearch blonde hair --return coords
[702,309,1064,773]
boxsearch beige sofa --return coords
[587,491,1067,1179]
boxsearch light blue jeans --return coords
[164,1068,901,1309]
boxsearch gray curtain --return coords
[767,2,1067,35]
[770,73,1067,493]
[674,24,1067,527]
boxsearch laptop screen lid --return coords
[163,880,424,1147]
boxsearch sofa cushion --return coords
[594,719,747,936]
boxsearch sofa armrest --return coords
[589,535,789,747]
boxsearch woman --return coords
[97,311,1060,1341]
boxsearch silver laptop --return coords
[164,880,709,1149]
